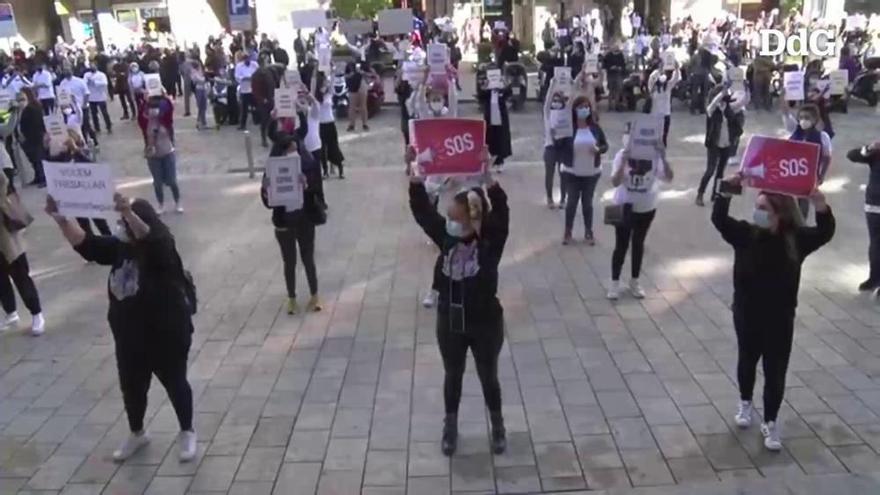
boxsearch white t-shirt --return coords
[84,71,109,102]
[611,149,669,213]
[319,92,334,123]
[59,77,89,107]
[235,62,257,94]
[304,102,322,152]
[32,70,55,100]
[129,72,145,93]
[563,127,601,177]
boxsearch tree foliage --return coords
[332,0,393,19]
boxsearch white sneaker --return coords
[607,280,621,301]
[177,430,197,462]
[156,204,165,215]
[30,314,45,336]
[735,401,753,428]
[112,431,150,462]
[2,311,19,329]
[174,203,184,214]
[630,279,646,299]
[761,421,782,451]
[422,290,437,308]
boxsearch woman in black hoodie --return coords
[712,175,834,452]
[45,193,197,463]
[261,130,322,315]
[406,147,509,457]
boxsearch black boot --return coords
[441,413,458,456]
[490,411,506,454]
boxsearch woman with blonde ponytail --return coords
[406,146,510,458]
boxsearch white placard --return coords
[0,88,10,110]
[556,28,568,38]
[0,3,17,38]
[728,67,745,92]
[829,70,848,95]
[56,88,72,107]
[554,66,572,93]
[45,161,116,220]
[585,53,599,74]
[427,43,448,74]
[486,69,503,89]
[266,156,303,211]
[378,8,412,35]
[284,69,301,87]
[629,115,663,161]
[290,9,327,29]
[662,50,676,70]
[549,108,573,139]
[341,19,373,36]
[44,115,67,156]
[274,87,297,118]
[783,71,804,101]
[493,21,507,30]
[316,45,331,73]
[144,74,163,97]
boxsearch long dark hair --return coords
[759,192,803,262]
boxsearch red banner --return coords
[739,135,820,197]
[409,118,486,176]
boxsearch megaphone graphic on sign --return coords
[416,147,434,164]
[743,163,765,179]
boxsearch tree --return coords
[332,0,393,19]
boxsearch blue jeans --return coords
[195,89,208,127]
[147,153,180,205]
[564,173,600,237]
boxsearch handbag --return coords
[306,195,328,226]
[604,203,632,226]
[3,192,33,233]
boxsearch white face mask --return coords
[63,108,72,116]
[752,209,772,229]
[428,99,445,113]
[622,134,630,147]
[114,222,131,243]
[659,74,668,84]
[799,119,814,129]
[445,219,465,238]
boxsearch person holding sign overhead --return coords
[696,83,746,207]
[45,193,198,462]
[781,101,833,220]
[846,141,880,294]
[712,174,834,452]
[647,63,681,146]
[261,132,323,315]
[406,146,509,457]
[315,73,345,179]
[477,68,512,172]
[561,96,608,246]
[0,168,44,335]
[543,77,572,209]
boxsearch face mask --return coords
[428,99,444,112]
[576,107,590,120]
[114,222,131,243]
[752,209,772,229]
[63,108,72,116]
[445,219,465,238]
[799,119,814,129]
[149,108,160,117]
[659,75,668,84]
[131,67,139,73]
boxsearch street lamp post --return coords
[91,0,105,51]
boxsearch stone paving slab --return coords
[0,97,879,494]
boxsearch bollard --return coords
[244,130,255,179]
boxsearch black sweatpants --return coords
[868,212,880,283]
[76,217,111,237]
[116,332,193,433]
[80,106,98,146]
[698,146,732,200]
[436,311,504,415]
[612,209,656,280]
[0,253,41,315]
[662,115,671,147]
[275,221,318,299]
[118,91,135,119]
[21,143,44,184]
[733,305,794,423]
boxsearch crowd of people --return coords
[0,1,877,472]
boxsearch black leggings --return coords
[76,218,111,237]
[612,209,656,281]
[21,143,44,184]
[662,115,671,147]
[0,253,41,315]
[868,212,880,283]
[437,311,504,415]
[117,333,193,432]
[733,306,794,423]
[698,146,732,199]
[275,222,318,298]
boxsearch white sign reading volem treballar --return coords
[274,87,297,118]
[145,74,163,97]
[783,71,805,101]
[45,162,116,220]
[266,155,303,212]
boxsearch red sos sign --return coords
[739,135,820,197]
[410,118,486,176]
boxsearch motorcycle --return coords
[332,71,350,118]
[209,77,231,128]
[621,69,645,112]
[504,62,528,111]
[850,57,880,107]
[366,73,385,118]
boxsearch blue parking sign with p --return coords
[229,0,248,15]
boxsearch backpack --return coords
[176,253,198,315]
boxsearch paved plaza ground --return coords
[1,95,880,495]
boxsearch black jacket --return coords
[712,196,835,315]
[17,104,45,148]
[847,146,880,207]
[704,104,744,149]
[558,122,609,171]
[410,182,509,324]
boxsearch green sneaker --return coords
[287,298,299,315]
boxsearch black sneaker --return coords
[859,279,880,292]
[490,412,506,454]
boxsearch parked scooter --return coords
[850,57,880,107]
[332,69,350,118]
[505,62,528,111]
[366,72,385,118]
